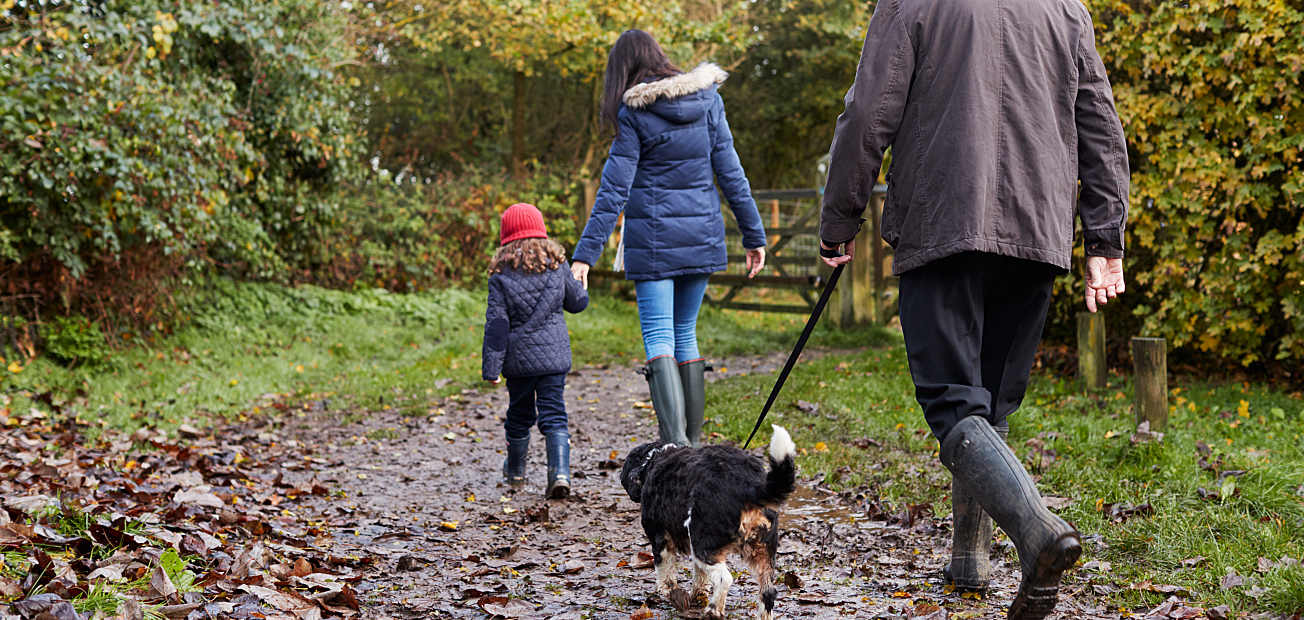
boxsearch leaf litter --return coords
[3,356,1132,620]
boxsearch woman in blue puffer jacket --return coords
[570,29,767,448]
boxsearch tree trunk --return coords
[512,71,527,179]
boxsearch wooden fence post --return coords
[1077,312,1107,389]
[1131,337,1168,430]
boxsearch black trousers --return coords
[504,373,569,442]
[898,252,1061,444]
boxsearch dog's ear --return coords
[620,443,658,503]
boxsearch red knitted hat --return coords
[500,203,548,245]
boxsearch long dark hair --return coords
[601,29,681,129]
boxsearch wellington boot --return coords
[545,432,571,500]
[678,359,707,448]
[944,426,1009,591]
[941,416,1081,620]
[503,437,529,489]
[643,355,690,446]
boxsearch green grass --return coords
[1,279,892,435]
[710,349,1304,615]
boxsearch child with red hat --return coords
[482,203,589,499]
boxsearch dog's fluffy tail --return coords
[754,425,797,507]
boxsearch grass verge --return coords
[1,280,892,434]
[710,348,1304,615]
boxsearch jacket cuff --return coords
[572,245,601,266]
[482,350,505,381]
[1084,228,1125,258]
[819,217,865,248]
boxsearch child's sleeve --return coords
[482,276,508,381]
[563,265,589,314]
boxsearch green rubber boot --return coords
[940,416,1081,620]
[678,359,707,448]
[943,426,1009,591]
[644,355,689,446]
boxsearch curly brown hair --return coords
[488,238,569,275]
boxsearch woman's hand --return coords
[745,247,766,278]
[571,261,591,290]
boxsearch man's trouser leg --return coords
[899,252,1078,620]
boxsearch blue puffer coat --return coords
[573,63,767,281]
[482,264,588,380]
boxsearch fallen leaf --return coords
[1207,604,1231,620]
[477,594,534,618]
[1129,580,1188,596]
[630,552,654,569]
[1220,573,1244,589]
[1180,556,1206,568]
[1041,496,1074,510]
[174,489,224,508]
[629,604,653,620]
[148,565,179,604]
[909,602,947,620]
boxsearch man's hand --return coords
[571,261,590,290]
[1085,256,1125,312]
[819,240,855,268]
[745,247,766,278]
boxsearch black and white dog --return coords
[620,425,797,620]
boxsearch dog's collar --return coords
[640,444,680,470]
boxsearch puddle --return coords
[785,485,882,527]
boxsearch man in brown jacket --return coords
[818,0,1128,617]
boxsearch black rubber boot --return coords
[503,437,528,489]
[644,355,690,446]
[545,432,570,500]
[944,426,1009,591]
[940,416,1081,620]
[678,359,707,448]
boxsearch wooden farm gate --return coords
[585,184,896,327]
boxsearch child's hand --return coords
[488,376,501,385]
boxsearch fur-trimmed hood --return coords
[623,62,728,111]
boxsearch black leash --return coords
[742,247,846,450]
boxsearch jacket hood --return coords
[623,63,727,124]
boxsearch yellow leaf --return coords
[357,473,367,479]
[229,379,238,386]
[145,46,156,59]
[7,362,21,374]
[814,442,828,452]
[1237,400,1250,417]
[295,365,305,373]
[465,493,476,502]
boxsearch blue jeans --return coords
[634,274,711,361]
[504,373,569,442]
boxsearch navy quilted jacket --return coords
[573,63,767,281]
[482,264,588,380]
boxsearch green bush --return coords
[1045,0,1304,369]
[44,316,108,366]
[307,169,583,291]
[0,0,357,281]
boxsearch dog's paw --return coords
[668,587,691,612]
[702,608,726,620]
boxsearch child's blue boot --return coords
[504,437,528,489]
[545,432,570,499]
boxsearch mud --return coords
[271,355,1119,620]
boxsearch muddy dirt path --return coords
[276,356,1115,620]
